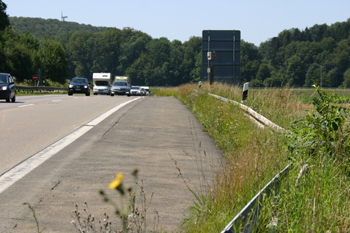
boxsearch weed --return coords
[23,202,46,233]
[71,169,158,233]
[261,85,350,231]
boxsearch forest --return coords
[1,0,350,87]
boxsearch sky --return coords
[4,0,350,46]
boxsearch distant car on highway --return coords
[68,77,90,96]
[140,86,150,96]
[111,80,130,96]
[0,73,16,102]
[130,86,141,96]
[140,87,147,96]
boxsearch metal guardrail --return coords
[16,86,67,92]
[220,164,291,233]
[208,93,285,133]
[208,93,291,232]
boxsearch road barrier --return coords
[208,93,285,133]
[17,86,67,92]
[208,93,291,232]
[220,164,291,233]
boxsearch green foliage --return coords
[258,19,350,87]
[287,85,350,162]
[2,29,36,81]
[259,87,350,231]
[9,16,109,38]
[158,84,350,231]
[40,40,69,83]
[0,0,9,31]
[5,15,350,87]
[3,17,203,86]
[158,84,290,232]
[342,68,350,88]
[240,41,262,83]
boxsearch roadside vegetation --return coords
[16,79,68,95]
[2,1,350,88]
[156,83,350,232]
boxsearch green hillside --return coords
[9,17,110,38]
[4,13,350,88]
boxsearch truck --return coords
[92,73,112,95]
[110,76,131,96]
[115,76,131,83]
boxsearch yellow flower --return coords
[109,173,124,189]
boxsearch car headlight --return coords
[1,86,8,90]
[84,85,88,88]
[69,84,73,88]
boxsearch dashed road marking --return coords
[0,97,139,194]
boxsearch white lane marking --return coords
[87,97,139,126]
[18,104,34,108]
[52,99,62,102]
[0,97,140,194]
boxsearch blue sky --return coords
[5,0,350,46]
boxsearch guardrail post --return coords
[242,82,249,104]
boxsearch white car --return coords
[140,88,147,96]
[140,86,150,95]
[130,86,141,96]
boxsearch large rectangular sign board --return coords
[202,30,241,84]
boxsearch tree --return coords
[0,0,10,31]
[305,63,320,87]
[256,63,271,81]
[241,41,262,82]
[285,54,305,86]
[119,32,151,74]
[145,37,171,85]
[181,36,202,84]
[282,30,291,46]
[324,68,340,87]
[40,40,69,83]
[2,29,34,82]
[342,68,350,88]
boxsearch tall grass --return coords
[155,82,350,232]
[260,86,350,232]
[211,83,309,129]
[156,83,289,231]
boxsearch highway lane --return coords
[0,94,139,175]
[0,96,223,232]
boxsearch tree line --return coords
[4,14,201,86]
[242,20,350,87]
[2,0,350,87]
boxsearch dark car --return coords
[0,73,16,102]
[68,77,90,96]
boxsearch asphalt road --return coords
[0,94,137,175]
[0,96,223,232]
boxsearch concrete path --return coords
[0,97,223,232]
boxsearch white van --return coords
[93,73,112,95]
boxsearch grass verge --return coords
[156,83,350,232]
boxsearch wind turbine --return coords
[61,11,68,21]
